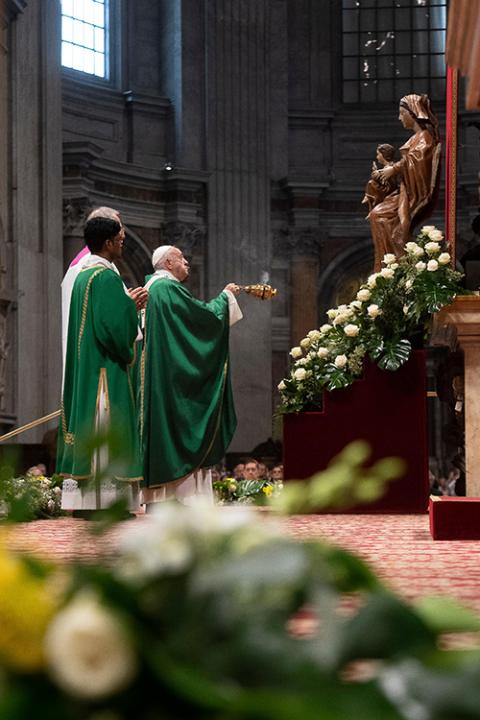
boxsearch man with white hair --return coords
[141,245,242,506]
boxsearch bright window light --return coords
[61,0,109,79]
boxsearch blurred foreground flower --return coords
[44,591,138,700]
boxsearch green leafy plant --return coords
[279,226,463,412]
[0,445,478,719]
[213,477,282,504]
[0,467,64,521]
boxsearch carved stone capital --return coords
[63,197,93,236]
[273,225,324,257]
[160,222,206,256]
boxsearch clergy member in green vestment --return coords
[57,216,148,512]
[141,245,243,506]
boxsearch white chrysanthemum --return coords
[415,261,426,272]
[382,253,396,265]
[380,267,395,279]
[294,367,307,381]
[344,324,360,337]
[44,593,138,700]
[438,252,451,265]
[367,273,378,288]
[334,354,348,369]
[427,259,439,272]
[290,346,302,359]
[300,337,311,350]
[357,288,371,302]
[307,329,321,341]
[278,380,286,391]
[367,304,381,318]
[317,347,329,359]
[425,241,440,255]
[320,323,332,334]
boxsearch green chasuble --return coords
[57,264,142,481]
[141,276,237,488]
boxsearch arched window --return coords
[61,0,109,79]
[342,0,447,104]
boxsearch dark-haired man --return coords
[57,216,146,513]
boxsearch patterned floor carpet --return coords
[6,512,480,612]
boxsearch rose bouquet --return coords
[279,226,463,413]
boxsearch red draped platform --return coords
[283,350,429,513]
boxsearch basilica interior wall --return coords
[2,0,480,456]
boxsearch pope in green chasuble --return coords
[141,246,242,499]
[57,216,145,510]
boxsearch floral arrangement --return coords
[0,467,63,521]
[2,487,480,720]
[279,226,463,413]
[213,476,283,504]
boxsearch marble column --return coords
[12,0,63,441]
[436,296,480,496]
[205,0,285,451]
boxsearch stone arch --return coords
[115,225,152,288]
[318,239,373,316]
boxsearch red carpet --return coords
[6,512,480,612]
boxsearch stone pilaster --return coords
[205,0,284,451]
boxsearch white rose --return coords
[438,252,451,265]
[327,308,338,320]
[307,329,321,341]
[390,263,399,270]
[350,300,362,310]
[293,367,307,381]
[295,357,307,366]
[344,324,360,337]
[367,273,378,288]
[278,380,286,391]
[380,268,395,279]
[427,259,439,272]
[422,225,435,232]
[44,593,138,700]
[367,304,381,318]
[403,305,409,315]
[357,288,371,302]
[382,253,396,265]
[300,337,311,350]
[317,347,329,359]
[415,261,426,272]
[320,323,332,334]
[333,313,350,326]
[290,347,302,359]
[427,229,444,243]
[405,279,413,289]
[406,242,424,257]
[334,354,348,369]
[337,304,349,312]
[425,241,440,255]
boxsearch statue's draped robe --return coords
[368,129,441,271]
[57,258,142,510]
[141,274,237,500]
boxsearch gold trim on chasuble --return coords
[77,268,107,359]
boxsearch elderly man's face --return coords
[167,248,190,282]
